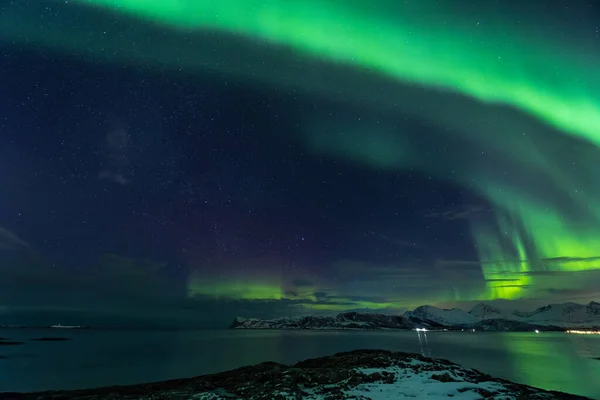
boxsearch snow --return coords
[404,305,479,325]
[190,394,223,400]
[234,300,600,331]
[188,361,553,400]
[269,367,524,400]
[62,347,576,400]
[514,301,600,327]
[346,367,512,399]
[469,303,503,319]
[403,301,600,329]
[232,312,414,330]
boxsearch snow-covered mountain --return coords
[404,305,478,326]
[403,301,600,329]
[231,301,600,331]
[468,303,503,319]
[230,312,421,330]
[511,301,600,327]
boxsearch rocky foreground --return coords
[1,350,589,400]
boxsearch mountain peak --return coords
[231,312,416,330]
[231,300,600,331]
[404,305,478,325]
[469,303,501,314]
[469,303,502,320]
[407,301,600,328]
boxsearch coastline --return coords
[1,349,589,400]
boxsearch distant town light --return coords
[566,329,600,335]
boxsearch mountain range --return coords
[230,301,600,331]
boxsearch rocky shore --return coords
[0,349,589,399]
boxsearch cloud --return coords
[322,259,487,307]
[527,285,600,305]
[100,127,131,185]
[487,284,532,289]
[292,279,314,288]
[99,170,129,185]
[544,287,600,297]
[487,264,600,277]
[424,205,488,221]
[374,233,425,249]
[435,259,481,267]
[519,269,600,276]
[313,291,329,301]
[0,226,29,250]
[544,256,600,264]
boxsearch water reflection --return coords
[492,332,598,396]
[0,329,598,398]
[415,329,432,357]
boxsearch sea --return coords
[0,329,599,398]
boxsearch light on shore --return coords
[566,329,600,335]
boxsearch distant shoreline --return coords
[0,325,89,330]
[231,301,600,332]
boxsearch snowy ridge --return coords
[232,301,600,331]
[467,301,600,328]
[230,312,419,330]
[404,305,478,325]
[426,301,600,329]
[512,301,600,327]
[405,301,600,329]
[468,303,502,319]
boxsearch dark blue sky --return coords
[0,47,482,325]
[0,0,599,328]
[1,49,478,264]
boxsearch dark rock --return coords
[0,341,24,346]
[30,337,71,341]
[231,313,419,330]
[431,372,458,382]
[458,386,495,398]
[381,371,395,384]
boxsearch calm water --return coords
[0,329,599,398]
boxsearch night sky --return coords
[1,0,600,328]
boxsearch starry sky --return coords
[1,0,600,328]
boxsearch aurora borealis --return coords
[1,0,600,326]
[71,0,600,144]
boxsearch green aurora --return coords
[187,276,396,311]
[71,0,600,145]
[4,0,600,306]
